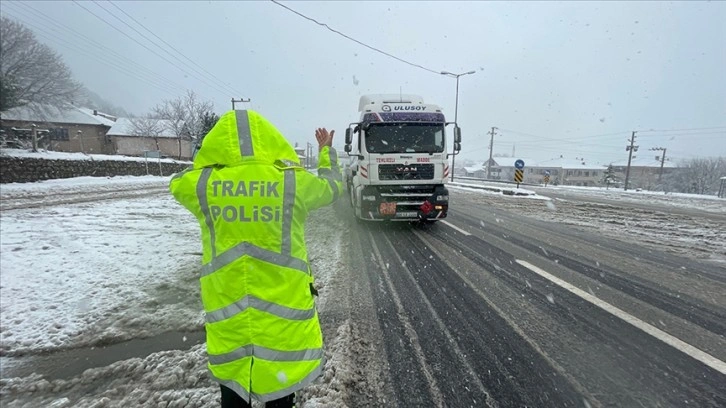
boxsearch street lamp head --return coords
[440,71,452,75]
[465,70,476,75]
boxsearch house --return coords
[106,117,192,159]
[609,156,678,190]
[0,104,117,154]
[527,157,606,186]
[487,157,539,183]
[488,156,606,186]
[462,165,487,178]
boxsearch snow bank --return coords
[0,176,355,407]
[1,148,190,164]
[0,177,204,355]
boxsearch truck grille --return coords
[378,163,435,180]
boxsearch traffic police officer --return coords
[170,110,342,407]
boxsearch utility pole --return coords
[486,127,497,179]
[231,98,251,110]
[624,131,638,191]
[650,147,667,182]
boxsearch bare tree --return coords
[129,115,164,152]
[0,17,82,113]
[664,157,725,195]
[153,90,213,159]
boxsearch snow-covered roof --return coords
[609,156,679,168]
[532,157,607,169]
[1,104,116,127]
[77,108,117,126]
[107,117,179,138]
[490,158,537,168]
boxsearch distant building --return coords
[1,104,117,154]
[609,157,678,190]
[106,118,191,159]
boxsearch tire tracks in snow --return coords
[0,186,169,211]
[427,211,725,407]
[358,222,585,407]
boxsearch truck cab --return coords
[344,94,461,221]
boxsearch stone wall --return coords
[0,156,191,184]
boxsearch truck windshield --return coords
[364,123,445,154]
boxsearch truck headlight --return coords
[436,195,449,202]
[362,195,377,201]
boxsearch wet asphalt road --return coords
[340,189,726,408]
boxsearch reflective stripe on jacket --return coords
[169,110,342,402]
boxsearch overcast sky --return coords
[3,1,725,165]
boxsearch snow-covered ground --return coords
[452,179,726,214]
[535,184,726,214]
[1,148,190,164]
[450,181,726,263]
[0,175,352,407]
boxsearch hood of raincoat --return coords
[192,110,300,169]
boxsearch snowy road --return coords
[1,177,725,407]
[336,188,725,407]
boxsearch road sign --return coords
[515,159,525,169]
[544,170,551,176]
[544,174,550,186]
[514,169,524,184]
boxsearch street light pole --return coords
[441,70,475,182]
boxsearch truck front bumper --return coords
[358,185,449,221]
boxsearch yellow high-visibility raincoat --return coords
[169,110,342,402]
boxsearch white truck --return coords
[343,94,461,222]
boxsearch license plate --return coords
[379,202,396,215]
[396,211,419,218]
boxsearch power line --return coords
[270,0,441,75]
[88,0,233,98]
[498,127,630,142]
[638,126,726,133]
[72,1,229,99]
[636,131,726,138]
[94,0,241,98]
[107,1,247,98]
[4,3,186,95]
[1,7,184,98]
[510,140,625,149]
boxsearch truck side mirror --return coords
[454,142,461,152]
[344,144,352,153]
[345,128,352,145]
[454,126,462,143]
